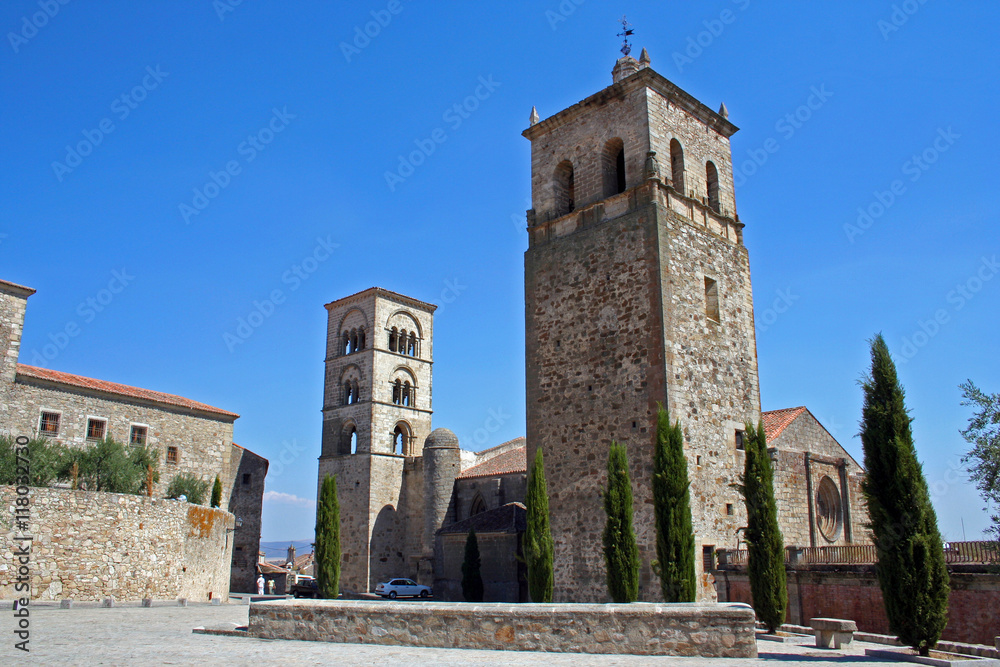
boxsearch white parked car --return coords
[374,578,432,599]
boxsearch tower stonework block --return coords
[317,288,436,593]
[523,59,760,602]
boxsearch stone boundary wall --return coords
[0,486,234,602]
[249,599,757,657]
[715,566,999,646]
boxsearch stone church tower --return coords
[523,51,761,602]
[317,288,436,592]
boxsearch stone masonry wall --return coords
[716,566,1000,646]
[0,486,234,602]
[436,532,522,602]
[226,445,267,593]
[249,599,758,658]
[6,379,235,503]
[0,286,31,400]
[454,474,527,523]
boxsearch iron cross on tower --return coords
[618,15,634,56]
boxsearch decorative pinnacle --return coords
[529,106,540,126]
[617,16,634,57]
[718,102,729,119]
[639,47,650,66]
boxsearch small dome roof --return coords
[423,428,459,451]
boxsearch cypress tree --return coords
[461,529,484,602]
[740,420,787,633]
[210,475,223,508]
[525,447,554,602]
[652,404,697,602]
[860,334,949,656]
[315,474,341,599]
[603,440,639,603]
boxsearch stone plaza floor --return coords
[8,601,920,665]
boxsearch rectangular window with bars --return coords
[735,430,745,450]
[129,425,147,447]
[703,545,716,573]
[39,411,60,436]
[166,446,178,464]
[86,418,106,441]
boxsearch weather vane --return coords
[618,15,634,57]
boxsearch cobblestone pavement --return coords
[7,602,916,666]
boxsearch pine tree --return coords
[603,440,639,603]
[525,447,554,602]
[652,405,696,602]
[461,529,484,602]
[860,334,949,656]
[740,420,787,633]
[315,474,341,599]
[210,475,223,508]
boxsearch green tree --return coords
[67,437,157,494]
[603,440,639,603]
[210,475,223,508]
[315,474,341,599]
[651,405,697,602]
[525,447,554,602]
[860,334,949,656]
[0,436,69,487]
[959,380,1000,541]
[739,420,787,633]
[165,473,210,504]
[461,529,485,602]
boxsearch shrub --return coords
[166,473,210,505]
[652,405,696,602]
[211,475,223,508]
[603,440,639,603]
[860,334,949,655]
[315,474,341,599]
[461,529,484,602]
[525,447,554,602]
[0,435,68,487]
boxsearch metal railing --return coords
[715,541,1000,567]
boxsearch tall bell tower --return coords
[523,50,761,602]
[317,287,435,593]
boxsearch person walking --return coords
[256,574,265,596]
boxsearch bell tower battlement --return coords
[523,50,761,602]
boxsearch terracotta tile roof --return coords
[439,502,526,535]
[456,445,527,479]
[16,364,239,419]
[0,279,36,296]
[293,552,314,570]
[258,562,289,575]
[761,407,807,443]
[474,436,526,460]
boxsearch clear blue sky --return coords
[2,1,997,543]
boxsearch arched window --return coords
[706,161,720,212]
[392,379,402,405]
[389,327,398,352]
[407,332,417,357]
[553,160,575,217]
[342,424,358,455]
[470,494,487,517]
[602,138,626,197]
[351,329,359,353]
[344,381,353,405]
[342,332,350,355]
[358,328,366,350]
[392,422,411,455]
[352,380,360,404]
[670,139,685,195]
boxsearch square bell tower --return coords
[523,51,761,602]
[317,287,435,593]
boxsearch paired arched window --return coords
[670,139,685,194]
[706,161,720,213]
[391,379,413,406]
[553,160,575,217]
[341,327,366,355]
[391,422,411,455]
[602,138,626,197]
[343,379,360,405]
[388,327,420,357]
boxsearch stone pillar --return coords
[422,428,461,576]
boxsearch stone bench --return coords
[810,617,857,649]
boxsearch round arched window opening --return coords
[816,476,842,542]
